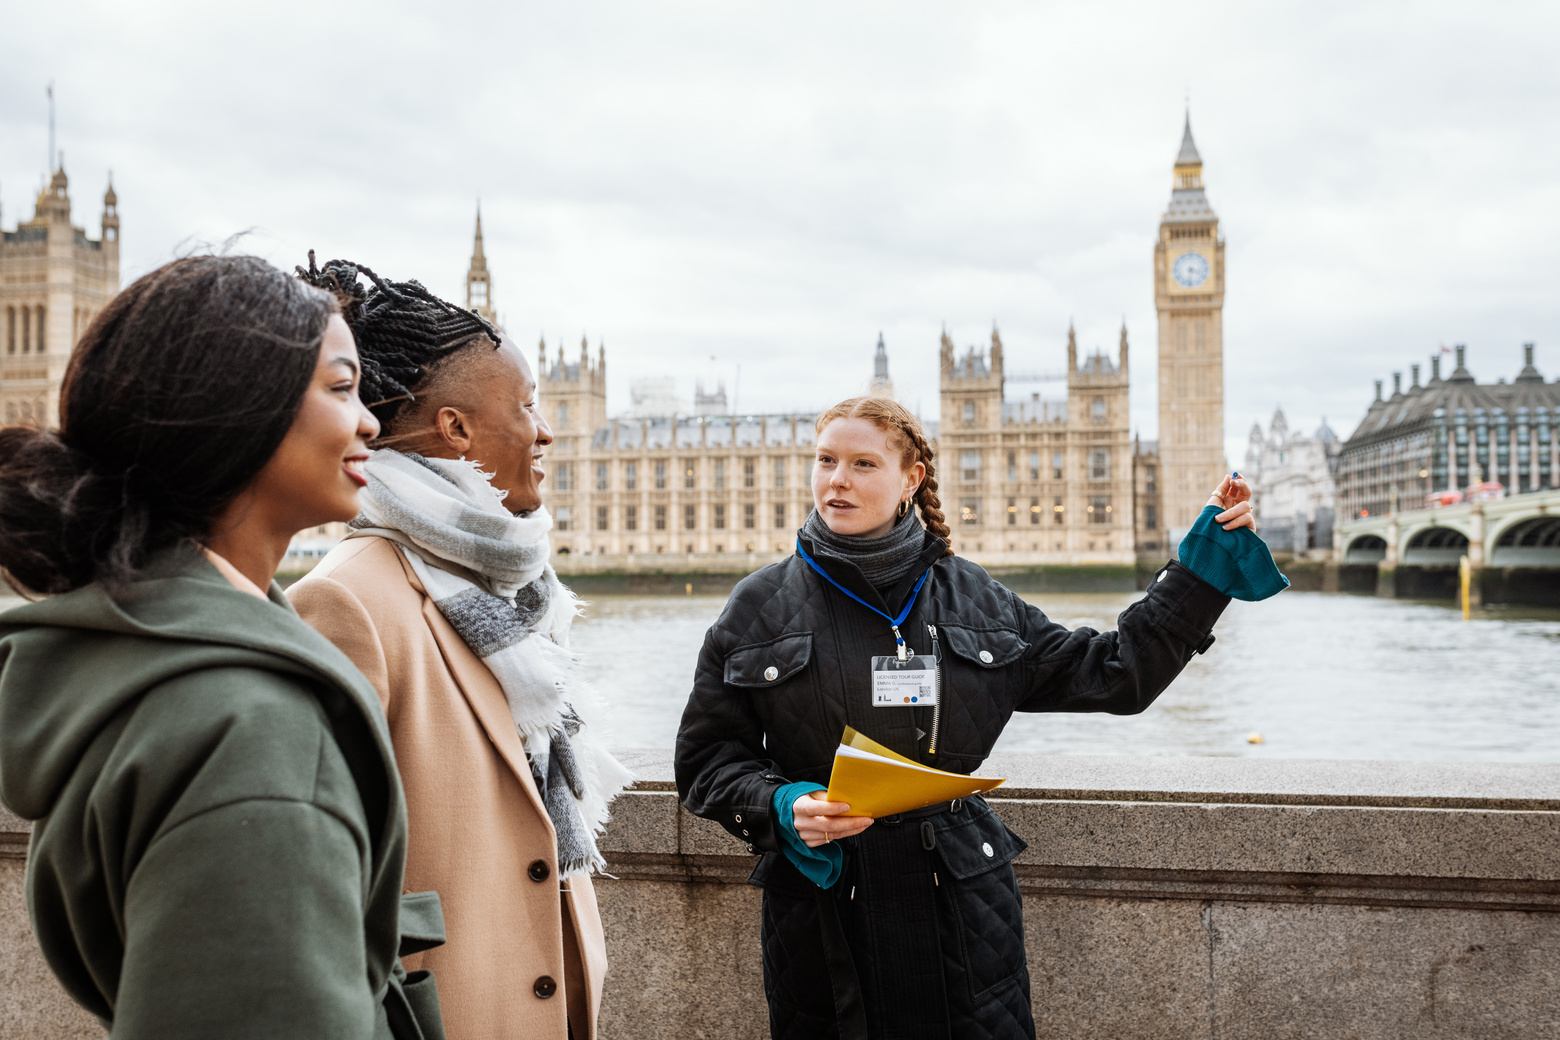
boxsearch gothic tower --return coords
[1,160,119,427]
[1154,110,1226,540]
[465,206,497,327]
[868,332,894,398]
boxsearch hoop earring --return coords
[898,500,911,519]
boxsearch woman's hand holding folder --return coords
[792,792,875,848]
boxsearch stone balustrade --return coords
[8,751,1560,1038]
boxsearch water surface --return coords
[8,589,1553,761]
[569,591,1560,761]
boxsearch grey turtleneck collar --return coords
[800,508,926,592]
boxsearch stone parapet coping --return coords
[614,748,1560,810]
[604,749,1560,914]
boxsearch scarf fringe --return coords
[354,449,631,878]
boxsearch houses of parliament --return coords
[525,113,1225,569]
[2,116,1229,572]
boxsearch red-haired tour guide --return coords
[676,395,1283,1039]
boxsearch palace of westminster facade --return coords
[3,116,1229,570]
[529,114,1224,567]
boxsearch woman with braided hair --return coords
[290,254,631,1040]
[676,395,1281,1039]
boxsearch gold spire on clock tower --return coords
[1155,109,1226,541]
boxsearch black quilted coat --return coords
[675,529,1230,1040]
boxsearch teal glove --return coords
[1179,504,1290,601]
[772,781,844,889]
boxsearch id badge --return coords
[871,655,938,707]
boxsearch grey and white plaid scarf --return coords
[349,449,632,876]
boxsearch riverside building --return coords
[1,162,119,427]
[1242,408,1341,555]
[539,322,1140,565]
[933,324,1136,564]
[1335,344,1560,521]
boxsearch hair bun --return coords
[0,427,144,595]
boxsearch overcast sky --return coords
[7,1,1559,466]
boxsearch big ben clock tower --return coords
[1155,110,1226,542]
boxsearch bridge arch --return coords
[1401,526,1470,566]
[1491,515,1560,567]
[1344,534,1387,564]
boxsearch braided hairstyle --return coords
[815,396,954,555]
[296,250,501,432]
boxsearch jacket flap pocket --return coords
[936,804,1028,880]
[938,624,1028,669]
[398,890,447,957]
[725,632,813,688]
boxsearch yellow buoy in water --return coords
[1246,732,1264,745]
[685,582,693,596]
[1459,554,1471,621]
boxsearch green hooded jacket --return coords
[0,551,444,1039]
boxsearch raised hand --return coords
[1207,472,1256,532]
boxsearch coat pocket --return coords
[935,802,1030,1004]
[935,624,1029,669]
[397,891,446,958]
[383,967,446,1040]
[724,632,813,687]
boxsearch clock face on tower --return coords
[1172,251,1210,288]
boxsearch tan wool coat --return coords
[290,536,607,1040]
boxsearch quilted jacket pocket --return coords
[936,624,1028,670]
[935,799,1028,879]
[935,802,1030,1003]
[724,632,813,688]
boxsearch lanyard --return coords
[796,537,931,661]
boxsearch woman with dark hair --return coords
[0,255,446,1039]
[289,256,630,1040]
[676,396,1283,1039]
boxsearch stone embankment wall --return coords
[7,753,1560,1038]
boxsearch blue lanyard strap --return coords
[795,537,931,659]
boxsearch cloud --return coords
[6,0,1559,464]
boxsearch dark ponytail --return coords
[0,255,336,595]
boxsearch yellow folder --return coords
[823,727,1005,818]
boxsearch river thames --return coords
[568,590,1560,762]
[8,588,1551,761]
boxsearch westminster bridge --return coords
[1337,486,1560,601]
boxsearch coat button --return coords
[764,666,779,682]
[528,859,551,883]
[1157,570,1167,583]
[982,842,994,858]
[978,650,994,664]
[534,975,557,999]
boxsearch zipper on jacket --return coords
[926,623,943,755]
